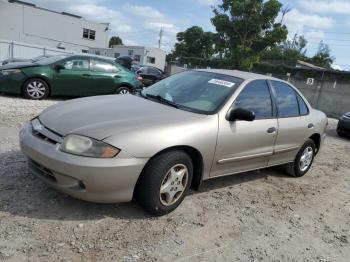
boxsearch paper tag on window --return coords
[208,79,235,88]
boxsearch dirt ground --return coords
[0,94,349,262]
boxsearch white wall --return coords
[0,0,109,53]
[89,45,167,70]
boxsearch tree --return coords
[109,36,123,47]
[310,41,334,69]
[261,34,308,64]
[211,0,288,70]
[172,26,216,59]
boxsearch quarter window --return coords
[297,94,309,115]
[91,59,118,73]
[234,80,273,119]
[63,58,89,70]
[272,81,299,118]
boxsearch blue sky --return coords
[29,0,350,70]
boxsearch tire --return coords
[337,129,347,137]
[23,78,49,100]
[116,86,132,95]
[136,151,193,216]
[285,139,316,177]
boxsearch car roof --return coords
[195,69,280,81]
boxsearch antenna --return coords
[158,27,164,48]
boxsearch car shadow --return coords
[0,92,73,101]
[326,127,350,142]
[0,150,289,221]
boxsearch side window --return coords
[234,80,273,119]
[272,81,299,118]
[148,68,160,75]
[63,58,89,71]
[297,93,309,115]
[91,60,118,73]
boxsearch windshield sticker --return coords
[208,79,235,88]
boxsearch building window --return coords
[82,49,88,53]
[95,50,100,55]
[128,50,134,56]
[114,53,120,58]
[83,28,96,40]
[134,55,141,62]
[147,56,155,64]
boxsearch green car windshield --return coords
[142,71,243,114]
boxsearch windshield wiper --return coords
[145,94,180,109]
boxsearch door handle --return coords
[82,74,91,77]
[267,127,276,134]
[308,123,314,129]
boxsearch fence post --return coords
[10,42,14,59]
[43,47,46,56]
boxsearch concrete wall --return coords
[291,77,350,118]
[0,0,109,53]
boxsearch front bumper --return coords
[0,71,25,94]
[19,121,148,203]
[337,118,350,134]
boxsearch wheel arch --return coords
[309,133,321,154]
[22,76,51,96]
[133,145,204,199]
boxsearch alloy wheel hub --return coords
[159,164,188,206]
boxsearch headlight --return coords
[60,134,120,158]
[1,69,22,76]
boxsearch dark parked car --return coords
[136,66,167,86]
[337,112,350,137]
[0,54,143,99]
[1,55,52,66]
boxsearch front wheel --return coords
[23,78,49,100]
[136,151,193,216]
[116,86,132,95]
[285,139,316,177]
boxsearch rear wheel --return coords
[23,78,49,100]
[136,151,193,216]
[116,86,132,95]
[285,139,315,177]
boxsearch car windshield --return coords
[141,71,243,114]
[35,55,70,65]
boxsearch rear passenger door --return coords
[90,59,121,95]
[268,80,312,166]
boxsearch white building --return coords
[89,45,167,71]
[0,0,110,53]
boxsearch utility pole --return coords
[158,27,164,48]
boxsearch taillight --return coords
[136,75,143,82]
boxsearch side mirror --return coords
[226,107,255,122]
[54,64,65,71]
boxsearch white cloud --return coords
[305,30,326,40]
[195,0,218,6]
[283,9,335,32]
[298,0,350,14]
[126,5,164,19]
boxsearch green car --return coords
[0,54,143,99]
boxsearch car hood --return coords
[1,61,37,70]
[39,95,207,140]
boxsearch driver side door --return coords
[211,80,278,177]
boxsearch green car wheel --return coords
[23,78,49,100]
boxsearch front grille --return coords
[31,119,63,144]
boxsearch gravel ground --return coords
[0,94,349,262]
